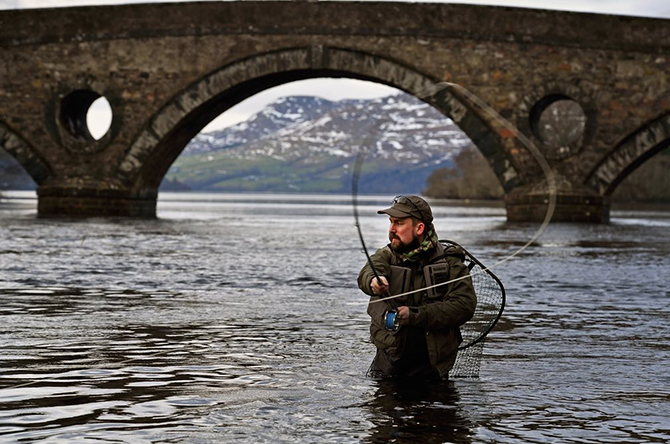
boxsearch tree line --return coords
[423,145,670,203]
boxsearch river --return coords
[0,191,668,443]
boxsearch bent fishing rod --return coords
[351,152,398,314]
[352,153,380,285]
[353,81,556,307]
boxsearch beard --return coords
[389,233,421,254]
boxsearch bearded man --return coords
[358,195,477,380]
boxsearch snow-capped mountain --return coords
[166,94,472,193]
[185,96,341,155]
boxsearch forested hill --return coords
[423,144,670,203]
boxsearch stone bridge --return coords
[0,1,668,222]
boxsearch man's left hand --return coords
[397,306,411,325]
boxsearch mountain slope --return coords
[166,94,472,194]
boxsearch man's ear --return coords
[415,222,425,236]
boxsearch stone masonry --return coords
[0,1,669,221]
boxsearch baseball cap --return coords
[377,195,433,223]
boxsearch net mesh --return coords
[447,241,505,378]
[449,340,485,378]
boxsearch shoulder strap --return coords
[429,241,466,264]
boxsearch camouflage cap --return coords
[377,195,433,223]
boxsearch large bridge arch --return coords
[586,113,670,196]
[0,122,51,186]
[119,47,520,194]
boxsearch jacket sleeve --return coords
[357,246,392,296]
[407,252,477,330]
[359,246,398,330]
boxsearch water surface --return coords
[0,192,668,443]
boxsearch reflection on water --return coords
[0,192,669,443]
[364,379,474,443]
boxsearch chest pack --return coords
[387,242,465,302]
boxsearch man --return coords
[358,195,477,380]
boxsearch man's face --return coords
[388,216,424,253]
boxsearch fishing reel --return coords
[383,309,401,332]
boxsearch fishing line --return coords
[353,81,557,305]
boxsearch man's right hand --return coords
[371,276,389,295]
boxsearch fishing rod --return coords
[355,81,556,306]
[351,151,400,331]
[351,82,556,356]
[352,153,382,286]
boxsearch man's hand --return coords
[371,276,389,295]
[397,306,411,325]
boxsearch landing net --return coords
[447,240,505,378]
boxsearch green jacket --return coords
[358,241,477,379]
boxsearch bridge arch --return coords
[586,113,670,195]
[118,46,520,194]
[0,121,51,186]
